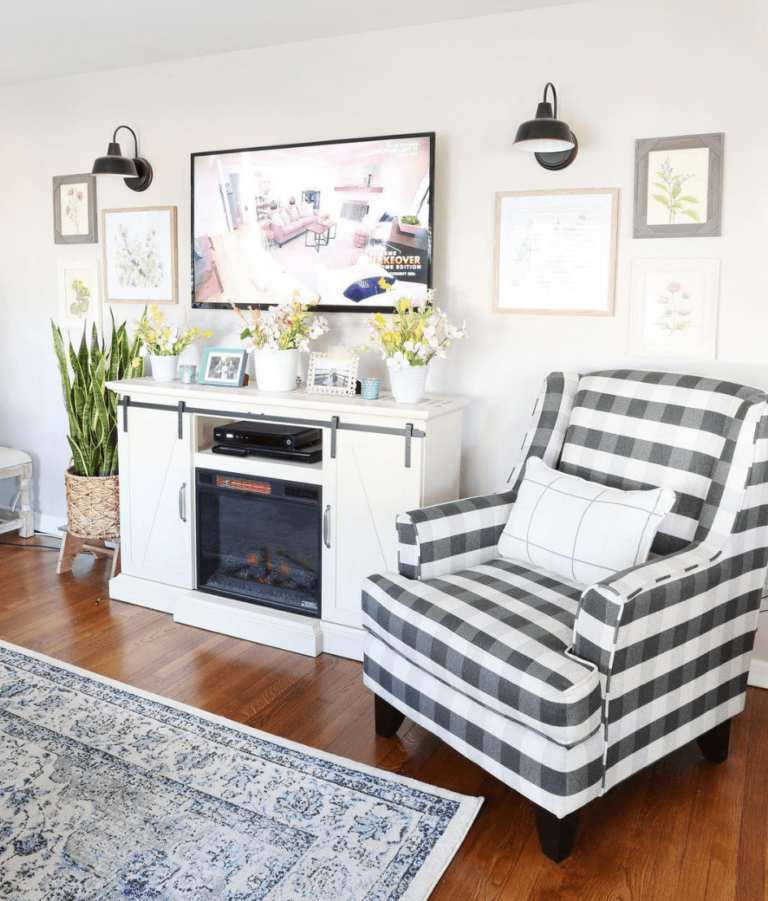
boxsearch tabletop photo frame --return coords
[306,350,359,396]
[198,347,248,387]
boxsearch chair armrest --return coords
[572,541,754,677]
[396,490,515,580]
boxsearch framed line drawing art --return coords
[494,188,619,316]
[53,174,98,244]
[634,133,724,238]
[102,206,178,305]
[58,260,101,333]
[630,258,720,360]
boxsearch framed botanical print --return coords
[53,174,98,244]
[630,258,720,359]
[102,206,178,305]
[58,261,101,333]
[634,133,724,238]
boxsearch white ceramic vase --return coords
[150,354,179,383]
[387,360,429,404]
[253,348,300,392]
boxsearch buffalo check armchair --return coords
[362,370,768,861]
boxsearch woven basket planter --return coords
[64,469,120,540]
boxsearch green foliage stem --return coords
[51,313,143,477]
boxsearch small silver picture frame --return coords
[634,133,724,238]
[307,351,359,397]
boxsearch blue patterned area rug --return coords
[0,641,481,900]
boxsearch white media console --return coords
[106,378,467,660]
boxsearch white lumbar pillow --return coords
[497,457,676,586]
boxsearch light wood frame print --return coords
[494,188,619,316]
[102,206,178,305]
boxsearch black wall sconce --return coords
[513,82,578,170]
[92,125,153,192]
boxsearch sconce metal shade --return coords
[92,142,139,177]
[91,126,153,191]
[513,84,578,170]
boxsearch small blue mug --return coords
[179,364,197,385]
[361,377,381,400]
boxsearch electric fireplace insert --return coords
[196,469,322,617]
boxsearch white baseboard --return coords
[322,620,364,661]
[748,657,768,689]
[34,512,65,536]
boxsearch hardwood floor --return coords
[1,538,766,900]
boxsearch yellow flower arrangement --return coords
[364,288,465,369]
[136,305,212,357]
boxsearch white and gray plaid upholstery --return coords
[559,370,765,555]
[508,371,580,498]
[364,637,605,816]
[364,369,768,819]
[396,371,578,582]
[363,559,601,746]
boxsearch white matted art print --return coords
[494,188,618,316]
[102,206,178,305]
[630,259,720,359]
[58,261,101,333]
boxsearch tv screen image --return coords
[191,132,434,312]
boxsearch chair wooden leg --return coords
[374,694,405,737]
[697,719,731,763]
[534,805,580,863]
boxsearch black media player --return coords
[211,421,323,463]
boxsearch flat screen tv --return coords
[191,132,434,312]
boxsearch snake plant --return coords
[51,314,143,477]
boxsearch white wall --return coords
[0,0,766,657]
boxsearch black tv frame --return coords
[190,131,435,312]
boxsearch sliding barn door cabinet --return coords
[107,378,466,660]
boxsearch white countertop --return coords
[106,378,468,423]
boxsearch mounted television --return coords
[191,132,434,312]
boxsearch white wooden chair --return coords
[0,448,33,538]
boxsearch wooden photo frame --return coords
[53,174,98,244]
[102,206,178,305]
[493,188,618,316]
[306,350,359,396]
[634,133,724,238]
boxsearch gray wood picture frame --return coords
[53,174,98,244]
[634,133,723,238]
